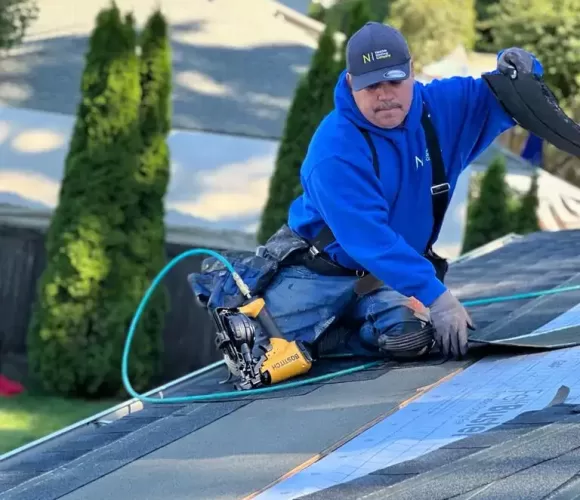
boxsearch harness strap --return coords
[421,106,450,253]
[309,126,379,255]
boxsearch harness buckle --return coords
[308,246,320,258]
[431,183,450,195]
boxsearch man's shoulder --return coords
[302,114,401,188]
[303,113,370,171]
[420,76,488,111]
[312,111,367,147]
[418,77,477,127]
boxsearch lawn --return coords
[0,392,121,455]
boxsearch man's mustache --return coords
[374,102,401,112]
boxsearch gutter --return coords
[0,360,225,462]
[450,233,523,265]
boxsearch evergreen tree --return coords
[288,0,373,204]
[485,0,580,117]
[121,8,173,392]
[0,0,38,50]
[27,3,144,397]
[461,155,512,253]
[513,171,540,234]
[337,0,374,69]
[257,26,338,243]
[388,0,477,73]
[474,0,500,50]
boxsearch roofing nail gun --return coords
[211,273,312,390]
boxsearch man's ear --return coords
[346,72,352,89]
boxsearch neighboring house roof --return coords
[0,0,328,139]
[4,229,580,499]
[0,104,279,235]
[470,140,533,174]
[276,0,314,14]
[0,205,258,251]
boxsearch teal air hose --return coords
[121,248,580,404]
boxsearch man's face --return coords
[348,69,414,129]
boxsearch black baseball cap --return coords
[346,22,411,91]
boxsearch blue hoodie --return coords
[288,58,532,307]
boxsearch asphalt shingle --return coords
[0,400,250,500]
[448,230,580,344]
[456,446,580,500]
[546,475,580,499]
[300,404,580,500]
[0,353,413,498]
[297,473,416,500]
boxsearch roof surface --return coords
[0,0,319,139]
[3,229,580,499]
[303,401,580,500]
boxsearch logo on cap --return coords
[362,49,392,64]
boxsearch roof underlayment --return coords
[4,229,580,499]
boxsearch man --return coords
[191,22,543,364]
[252,21,543,362]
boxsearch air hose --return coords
[121,248,580,404]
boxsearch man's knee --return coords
[365,294,435,360]
[377,321,435,360]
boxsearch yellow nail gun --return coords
[211,273,313,390]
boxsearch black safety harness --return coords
[301,102,451,283]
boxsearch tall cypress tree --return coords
[461,155,512,253]
[120,8,173,392]
[257,26,338,244]
[339,0,373,65]
[27,2,144,397]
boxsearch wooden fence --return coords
[0,223,253,387]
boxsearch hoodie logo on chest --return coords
[415,148,431,169]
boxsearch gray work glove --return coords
[497,47,536,78]
[429,290,474,359]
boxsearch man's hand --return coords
[498,47,542,79]
[429,289,474,359]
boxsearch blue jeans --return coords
[258,264,434,359]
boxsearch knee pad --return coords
[378,323,435,360]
